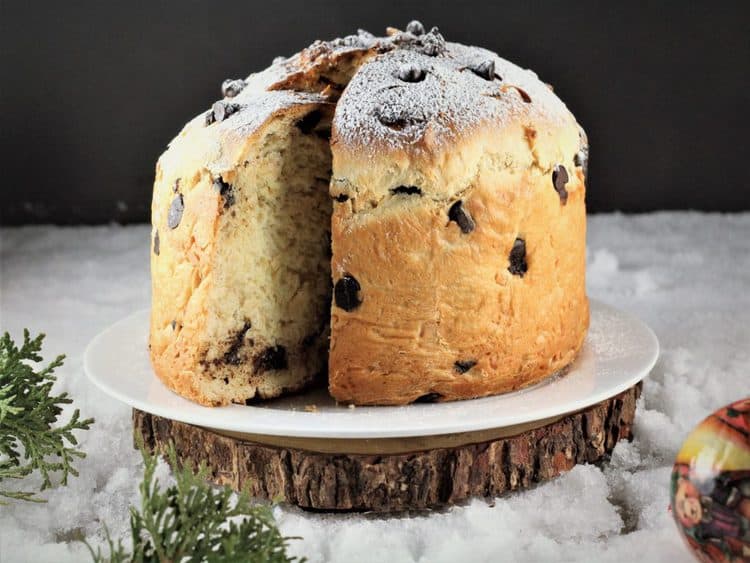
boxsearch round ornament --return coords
[671,398,750,562]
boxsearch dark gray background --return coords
[1,1,749,225]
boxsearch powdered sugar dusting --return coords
[333,37,576,156]
[162,23,578,176]
[158,29,381,175]
[160,77,327,176]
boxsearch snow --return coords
[1,212,748,562]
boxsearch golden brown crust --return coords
[329,127,588,405]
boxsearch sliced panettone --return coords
[149,23,589,406]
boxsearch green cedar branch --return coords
[87,442,305,562]
[0,330,94,503]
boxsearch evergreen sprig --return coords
[0,330,94,502]
[87,443,304,562]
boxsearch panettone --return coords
[149,22,589,406]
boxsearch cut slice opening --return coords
[200,104,337,403]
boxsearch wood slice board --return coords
[133,382,641,512]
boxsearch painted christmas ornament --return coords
[671,398,750,562]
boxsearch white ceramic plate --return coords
[84,299,658,438]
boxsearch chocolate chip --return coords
[334,275,362,311]
[513,86,532,103]
[221,78,246,98]
[375,105,427,130]
[508,237,528,277]
[454,360,477,374]
[212,103,229,121]
[415,393,442,403]
[333,193,349,202]
[213,177,235,208]
[173,179,180,193]
[421,27,445,56]
[377,114,407,129]
[153,230,160,256]
[448,200,475,234]
[470,60,498,81]
[219,101,241,121]
[406,20,425,36]
[224,321,252,365]
[167,194,184,229]
[208,101,241,124]
[253,345,288,372]
[171,320,176,330]
[552,164,569,205]
[390,185,422,195]
[332,32,372,48]
[296,110,322,134]
[396,63,426,82]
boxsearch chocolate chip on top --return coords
[375,104,428,130]
[470,59,498,81]
[406,20,425,36]
[396,63,426,82]
[213,101,240,121]
[552,164,569,205]
[221,78,246,98]
[421,27,445,56]
[167,194,184,229]
[206,101,241,125]
[448,200,475,234]
[334,275,362,311]
[454,360,477,374]
[508,237,528,277]
[509,85,531,103]
[390,185,422,195]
